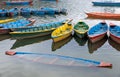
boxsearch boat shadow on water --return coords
[0,34,11,41]
[73,34,88,46]
[88,35,108,54]
[52,35,73,51]
[11,35,51,49]
[108,37,120,52]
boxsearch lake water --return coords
[0,0,120,77]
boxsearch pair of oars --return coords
[5,50,112,67]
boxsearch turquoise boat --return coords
[0,18,36,34]
[10,20,67,39]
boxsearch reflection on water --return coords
[0,34,11,41]
[73,34,88,46]
[108,37,120,51]
[104,7,115,13]
[11,35,51,49]
[52,35,72,51]
[88,35,108,54]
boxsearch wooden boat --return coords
[73,34,88,46]
[3,0,33,5]
[109,23,120,44]
[10,20,66,39]
[5,51,112,67]
[40,0,58,2]
[51,19,73,42]
[92,1,120,7]
[11,35,51,49]
[74,21,89,38]
[52,35,72,51]
[88,35,108,54]
[87,21,108,43]
[85,12,120,20]
[0,18,15,24]
[0,18,36,34]
[108,37,120,51]
[8,8,20,17]
[0,9,8,17]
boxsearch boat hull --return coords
[10,30,54,39]
[110,33,120,44]
[86,12,120,20]
[74,31,87,38]
[53,32,72,42]
[92,2,120,7]
[0,29,11,34]
[52,35,72,51]
[89,33,107,43]
[0,18,15,24]
[3,1,33,5]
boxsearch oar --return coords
[65,19,73,24]
[5,50,112,67]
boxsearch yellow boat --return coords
[0,18,15,24]
[51,19,73,42]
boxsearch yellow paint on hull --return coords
[51,19,73,42]
[53,32,72,42]
[0,19,15,24]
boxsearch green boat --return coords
[73,21,89,38]
[10,20,66,39]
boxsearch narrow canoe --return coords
[85,12,120,20]
[87,21,108,43]
[5,51,112,67]
[10,20,66,39]
[0,18,36,34]
[74,21,89,38]
[88,35,108,54]
[92,1,120,7]
[51,19,73,42]
[3,0,33,5]
[109,23,120,44]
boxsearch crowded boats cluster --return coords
[2,0,120,68]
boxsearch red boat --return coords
[86,12,120,20]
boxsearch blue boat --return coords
[20,8,32,16]
[0,18,36,34]
[9,20,67,39]
[109,23,120,44]
[0,9,8,17]
[3,0,33,6]
[92,1,120,7]
[8,8,19,17]
[87,21,108,43]
[40,0,58,1]
[5,51,112,67]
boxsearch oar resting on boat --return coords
[5,51,112,67]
